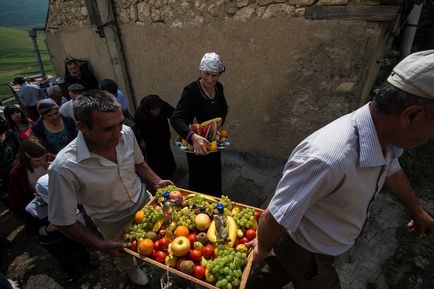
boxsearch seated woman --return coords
[31,99,77,155]
[3,105,34,141]
[8,138,53,234]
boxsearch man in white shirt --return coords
[59,83,84,121]
[247,50,434,289]
[48,90,172,286]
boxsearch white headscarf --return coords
[199,52,225,73]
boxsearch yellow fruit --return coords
[134,210,144,223]
[207,216,238,247]
[208,141,218,152]
[152,218,164,232]
[220,129,228,138]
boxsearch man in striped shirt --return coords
[247,50,434,289]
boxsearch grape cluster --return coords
[172,207,196,230]
[184,193,213,214]
[234,208,255,231]
[206,246,247,289]
[155,184,178,199]
[220,195,233,211]
[123,206,163,242]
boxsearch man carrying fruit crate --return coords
[47,90,173,285]
[247,51,434,289]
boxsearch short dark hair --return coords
[372,82,434,119]
[65,58,78,66]
[18,137,47,173]
[99,79,118,95]
[74,89,121,129]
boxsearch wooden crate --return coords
[124,187,262,289]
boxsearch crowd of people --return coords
[1,50,434,289]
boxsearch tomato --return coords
[193,265,206,279]
[153,240,160,250]
[254,210,262,221]
[159,237,169,250]
[155,251,167,263]
[189,249,203,262]
[238,237,249,244]
[129,240,137,252]
[188,233,197,244]
[245,229,256,241]
[201,244,214,259]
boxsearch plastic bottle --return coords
[215,203,228,244]
[162,191,173,226]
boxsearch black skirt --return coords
[186,151,222,197]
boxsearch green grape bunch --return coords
[172,207,196,230]
[123,206,163,242]
[219,195,233,211]
[155,184,178,199]
[184,193,214,214]
[234,208,255,231]
[206,246,247,289]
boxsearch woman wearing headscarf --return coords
[171,52,228,196]
[134,94,176,179]
[31,99,77,155]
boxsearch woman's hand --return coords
[191,133,209,155]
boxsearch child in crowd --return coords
[134,94,176,179]
[25,174,97,276]
[8,138,52,234]
[0,118,19,206]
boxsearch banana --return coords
[207,216,238,247]
[152,218,164,232]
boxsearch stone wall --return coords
[45,0,399,159]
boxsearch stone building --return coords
[45,0,405,159]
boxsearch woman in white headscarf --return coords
[171,52,228,196]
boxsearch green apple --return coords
[171,236,191,257]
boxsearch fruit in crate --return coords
[171,236,191,257]
[179,260,195,274]
[174,225,190,238]
[206,246,247,287]
[195,213,211,231]
[196,232,209,245]
[234,207,258,232]
[207,215,238,247]
[138,239,154,256]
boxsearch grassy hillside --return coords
[0,26,53,98]
[0,0,49,28]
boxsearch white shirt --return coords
[48,125,146,226]
[59,100,75,121]
[269,103,402,256]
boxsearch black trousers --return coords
[186,151,222,197]
[246,234,341,289]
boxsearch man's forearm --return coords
[58,222,106,251]
[257,208,286,255]
[135,162,161,188]
[385,169,424,217]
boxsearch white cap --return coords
[199,52,225,73]
[387,50,434,100]
[35,174,49,203]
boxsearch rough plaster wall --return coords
[119,17,382,159]
[46,28,116,81]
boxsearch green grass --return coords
[0,26,53,99]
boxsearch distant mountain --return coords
[0,0,49,28]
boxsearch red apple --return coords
[238,237,249,244]
[202,244,214,259]
[155,251,167,263]
[193,265,206,279]
[189,249,202,262]
[246,229,256,241]
[188,233,197,244]
[129,240,137,252]
[170,190,183,206]
[151,249,157,259]
[171,236,191,257]
[159,237,169,250]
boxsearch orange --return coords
[220,129,229,138]
[174,225,190,238]
[138,239,154,256]
[208,141,218,152]
[134,210,144,223]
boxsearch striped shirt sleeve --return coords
[269,155,341,233]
